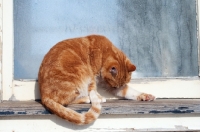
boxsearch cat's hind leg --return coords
[70,93,106,104]
[70,96,91,104]
[96,92,106,103]
[89,78,106,103]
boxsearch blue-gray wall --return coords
[14,0,198,79]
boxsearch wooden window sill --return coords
[0,99,200,116]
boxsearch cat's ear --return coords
[127,63,136,72]
[110,67,117,77]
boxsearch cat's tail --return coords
[42,90,101,125]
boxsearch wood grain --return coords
[0,99,200,116]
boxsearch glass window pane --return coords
[14,0,198,79]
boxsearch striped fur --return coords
[38,35,155,125]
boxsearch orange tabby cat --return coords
[38,35,155,125]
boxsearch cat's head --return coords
[101,54,136,89]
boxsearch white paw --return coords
[101,97,106,103]
[90,90,101,104]
[137,93,156,101]
[85,97,91,103]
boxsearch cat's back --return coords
[39,36,95,83]
[40,35,111,67]
[42,36,91,65]
[39,35,116,78]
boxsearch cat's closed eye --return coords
[110,67,117,77]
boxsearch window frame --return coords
[0,0,2,101]
[1,0,200,101]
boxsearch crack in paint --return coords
[0,111,15,115]
[149,109,194,114]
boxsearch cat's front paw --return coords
[137,93,155,101]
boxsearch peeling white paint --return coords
[2,0,14,100]
[0,0,2,102]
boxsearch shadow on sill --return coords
[0,99,200,116]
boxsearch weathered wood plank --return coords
[0,99,200,116]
